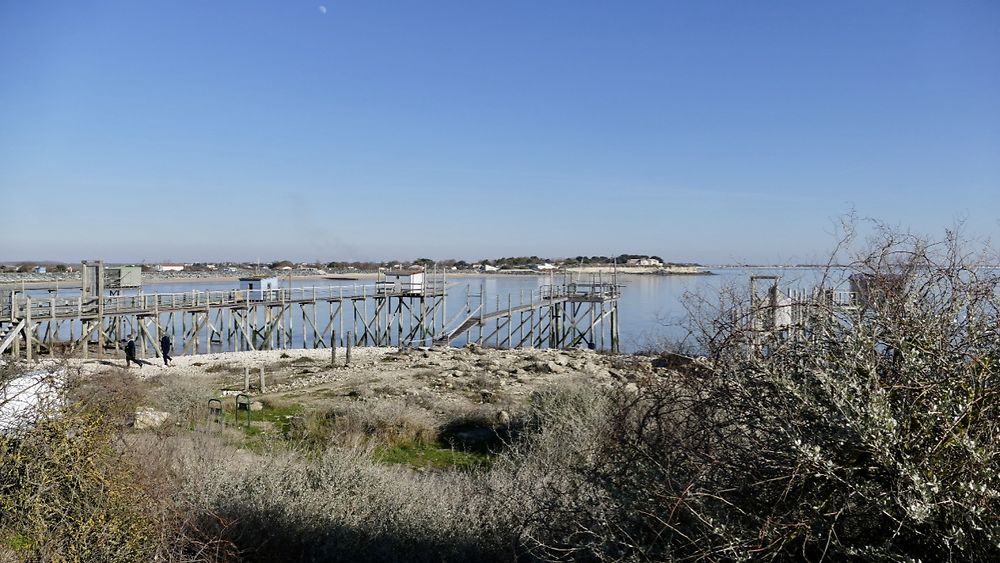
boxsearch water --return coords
[17,268,835,354]
[132,271,776,352]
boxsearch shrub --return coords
[0,365,225,562]
[175,446,517,562]
[514,226,1000,561]
[0,405,159,561]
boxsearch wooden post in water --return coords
[610,306,619,354]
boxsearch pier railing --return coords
[3,284,386,321]
[3,279,623,323]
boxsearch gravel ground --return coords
[35,345,658,416]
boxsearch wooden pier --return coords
[0,266,621,361]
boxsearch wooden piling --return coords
[346,331,352,365]
[331,329,337,365]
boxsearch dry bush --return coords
[0,366,160,563]
[144,372,215,419]
[67,366,146,430]
[173,444,518,562]
[316,399,439,448]
[512,225,1000,561]
[0,414,160,561]
[493,384,623,560]
[1,362,233,562]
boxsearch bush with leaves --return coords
[0,368,160,561]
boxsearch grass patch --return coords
[376,440,494,471]
[257,400,305,423]
[218,400,305,442]
[2,532,32,552]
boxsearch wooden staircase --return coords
[434,316,482,346]
[0,319,26,356]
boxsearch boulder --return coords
[133,408,170,429]
[545,361,566,374]
[496,410,511,425]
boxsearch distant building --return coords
[535,263,557,271]
[483,264,499,272]
[32,266,46,274]
[158,263,186,272]
[626,258,662,267]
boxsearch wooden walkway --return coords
[1,279,622,360]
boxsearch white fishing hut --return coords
[378,270,425,296]
[239,276,280,301]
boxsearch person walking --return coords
[124,335,139,368]
[160,333,172,366]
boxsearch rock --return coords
[250,401,265,411]
[480,389,494,403]
[133,408,170,429]
[652,352,695,369]
[545,361,566,374]
[496,410,511,425]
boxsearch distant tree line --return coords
[1,253,695,275]
[570,254,666,265]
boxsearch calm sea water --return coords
[23,268,834,354]
[148,269,830,353]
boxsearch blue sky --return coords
[1,1,997,264]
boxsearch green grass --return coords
[217,401,306,450]
[1,532,33,552]
[201,401,495,470]
[219,400,303,425]
[376,440,494,471]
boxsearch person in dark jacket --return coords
[124,335,139,368]
[160,334,172,366]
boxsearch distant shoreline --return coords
[0,266,719,290]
